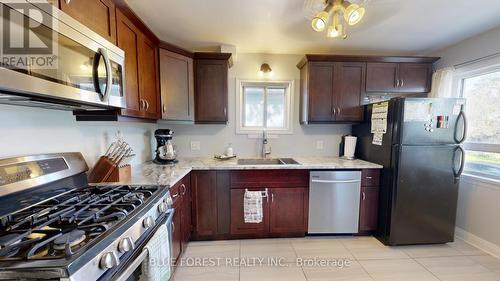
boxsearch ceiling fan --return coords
[306,0,368,39]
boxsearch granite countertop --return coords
[119,157,382,186]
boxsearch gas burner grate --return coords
[0,185,159,261]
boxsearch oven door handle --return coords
[111,209,174,281]
[114,249,149,281]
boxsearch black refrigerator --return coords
[353,97,467,246]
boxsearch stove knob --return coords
[143,216,155,229]
[100,251,120,269]
[158,202,168,214]
[118,237,135,253]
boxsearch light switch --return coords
[190,141,201,151]
[316,140,324,150]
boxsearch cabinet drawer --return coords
[361,169,380,187]
[230,170,309,188]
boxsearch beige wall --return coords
[159,53,351,158]
[430,26,500,252]
[0,105,156,167]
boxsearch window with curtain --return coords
[457,68,500,181]
[237,80,293,134]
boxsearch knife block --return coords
[107,165,131,183]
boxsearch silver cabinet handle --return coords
[64,0,71,4]
[162,104,167,113]
[172,221,175,232]
[365,176,373,179]
[338,107,341,115]
[224,107,227,116]
[271,193,274,203]
[333,108,336,116]
[145,99,150,111]
[362,191,366,201]
[180,184,186,195]
[400,79,404,87]
[396,79,400,88]
[139,99,144,110]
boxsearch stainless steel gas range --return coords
[0,153,174,281]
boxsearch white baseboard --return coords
[455,227,500,259]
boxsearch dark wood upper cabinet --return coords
[116,9,160,120]
[159,49,194,121]
[116,10,140,113]
[138,35,160,119]
[194,53,232,124]
[336,62,366,122]
[366,62,434,93]
[59,0,117,44]
[366,63,399,93]
[269,187,308,235]
[398,63,433,93]
[299,61,364,123]
[307,63,335,122]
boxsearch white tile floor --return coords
[171,236,500,281]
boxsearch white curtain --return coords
[429,67,455,98]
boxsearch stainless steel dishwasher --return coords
[308,171,362,234]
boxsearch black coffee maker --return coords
[154,129,178,164]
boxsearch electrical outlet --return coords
[190,141,201,151]
[316,140,324,150]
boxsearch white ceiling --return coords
[126,0,500,55]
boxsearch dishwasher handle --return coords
[311,179,361,184]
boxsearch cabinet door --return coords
[138,35,160,119]
[308,63,335,122]
[269,188,309,234]
[194,59,228,123]
[230,188,269,236]
[59,0,116,44]
[181,178,192,249]
[116,10,141,116]
[359,186,379,232]
[366,63,398,93]
[172,199,183,264]
[335,62,365,122]
[399,63,433,93]
[159,49,194,121]
[191,171,218,239]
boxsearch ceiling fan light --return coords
[342,2,365,26]
[311,11,329,32]
[327,24,342,38]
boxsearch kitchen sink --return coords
[237,158,300,165]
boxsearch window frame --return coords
[452,57,500,180]
[236,79,294,135]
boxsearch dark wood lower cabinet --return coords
[269,188,309,235]
[170,175,191,264]
[359,169,381,233]
[230,188,269,236]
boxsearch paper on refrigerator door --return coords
[371,102,388,133]
[372,133,383,146]
[404,100,432,122]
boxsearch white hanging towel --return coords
[141,224,171,281]
[244,190,264,223]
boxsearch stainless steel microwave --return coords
[0,0,126,110]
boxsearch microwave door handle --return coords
[454,106,467,144]
[99,48,112,103]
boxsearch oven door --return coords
[0,1,125,109]
[108,209,174,281]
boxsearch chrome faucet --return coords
[262,131,271,158]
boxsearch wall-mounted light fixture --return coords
[258,63,273,76]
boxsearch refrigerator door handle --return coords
[452,146,465,183]
[454,106,467,144]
